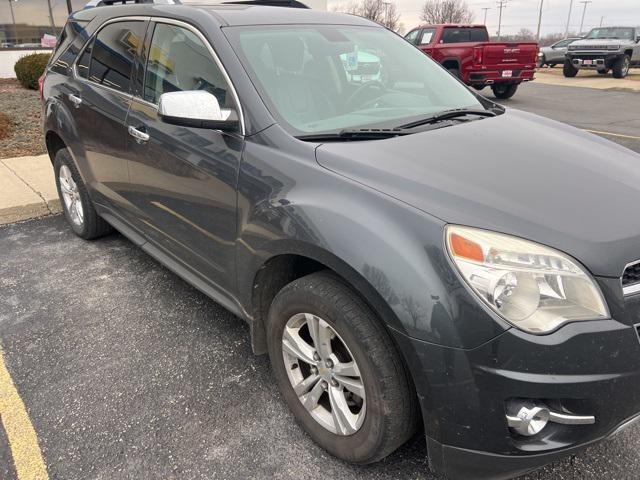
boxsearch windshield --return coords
[224,25,484,136]
[586,27,635,40]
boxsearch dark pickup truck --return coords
[404,24,538,99]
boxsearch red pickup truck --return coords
[404,24,538,99]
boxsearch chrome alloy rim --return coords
[59,165,84,226]
[282,313,366,435]
[623,57,630,76]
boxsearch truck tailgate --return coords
[481,42,538,66]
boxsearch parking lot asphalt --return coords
[1,83,640,480]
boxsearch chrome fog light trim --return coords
[507,404,595,436]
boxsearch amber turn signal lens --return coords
[449,233,484,262]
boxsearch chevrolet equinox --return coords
[41,1,640,478]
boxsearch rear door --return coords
[124,20,243,293]
[70,18,149,212]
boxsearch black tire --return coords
[612,55,631,79]
[563,59,579,77]
[472,84,485,91]
[491,83,519,100]
[54,148,113,240]
[447,68,460,79]
[537,55,545,68]
[597,68,609,75]
[266,271,419,464]
[550,63,558,68]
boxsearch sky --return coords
[1,0,639,37]
[329,0,640,36]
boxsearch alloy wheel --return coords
[59,164,84,226]
[282,313,366,435]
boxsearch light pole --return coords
[564,0,574,38]
[482,7,491,25]
[496,0,507,40]
[579,0,592,35]
[47,0,56,32]
[7,0,18,45]
[66,0,72,14]
[536,0,544,41]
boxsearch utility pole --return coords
[536,0,544,41]
[496,0,507,40]
[482,7,491,25]
[565,0,574,38]
[66,0,73,14]
[8,0,18,44]
[579,0,592,35]
[600,16,604,27]
[46,0,56,32]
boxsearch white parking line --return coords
[584,129,640,141]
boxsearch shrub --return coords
[14,53,51,90]
[0,112,11,140]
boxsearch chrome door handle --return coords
[128,126,150,143]
[68,94,82,108]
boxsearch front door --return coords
[124,21,243,294]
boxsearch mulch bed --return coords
[0,78,45,159]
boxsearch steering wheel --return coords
[345,80,387,111]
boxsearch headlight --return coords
[445,225,609,334]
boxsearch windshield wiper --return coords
[297,128,411,142]
[396,108,496,130]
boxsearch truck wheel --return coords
[563,60,579,77]
[266,271,419,464]
[491,83,518,100]
[597,68,609,75]
[612,55,631,79]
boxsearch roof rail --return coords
[221,0,310,8]
[84,0,180,8]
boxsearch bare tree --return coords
[333,0,402,31]
[420,0,475,24]
[514,28,535,41]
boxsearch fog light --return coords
[507,405,550,436]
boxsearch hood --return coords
[315,109,640,278]
[570,38,629,48]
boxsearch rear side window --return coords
[76,38,93,79]
[143,23,231,107]
[86,21,146,93]
[51,21,90,75]
[441,28,488,44]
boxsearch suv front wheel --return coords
[612,55,631,79]
[266,271,418,464]
[563,59,579,77]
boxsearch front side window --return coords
[225,25,483,135]
[404,30,419,45]
[86,21,145,92]
[420,28,436,45]
[143,23,231,107]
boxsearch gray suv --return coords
[42,1,640,479]
[565,26,640,78]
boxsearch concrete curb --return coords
[534,70,640,93]
[0,154,62,226]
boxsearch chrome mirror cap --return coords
[157,90,238,131]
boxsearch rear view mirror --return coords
[158,90,239,131]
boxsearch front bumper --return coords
[393,298,640,479]
[567,52,622,69]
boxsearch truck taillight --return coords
[473,46,483,65]
[38,75,44,102]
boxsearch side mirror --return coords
[158,90,239,131]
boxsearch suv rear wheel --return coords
[563,59,579,77]
[266,271,418,464]
[54,148,112,239]
[612,55,631,79]
[491,83,519,100]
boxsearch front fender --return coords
[236,126,508,349]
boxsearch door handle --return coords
[128,126,150,143]
[68,94,82,108]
